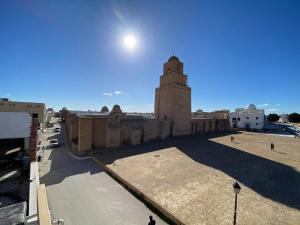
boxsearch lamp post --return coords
[233,181,241,225]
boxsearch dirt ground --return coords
[95,132,300,225]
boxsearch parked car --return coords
[49,139,59,148]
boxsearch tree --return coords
[267,113,280,122]
[288,113,300,123]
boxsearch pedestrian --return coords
[270,142,274,152]
[148,215,156,225]
[231,136,234,143]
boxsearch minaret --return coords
[154,56,191,136]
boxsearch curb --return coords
[91,154,185,225]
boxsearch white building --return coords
[0,112,32,149]
[230,104,265,129]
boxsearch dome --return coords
[168,56,179,62]
[246,104,256,110]
[100,106,109,113]
[111,104,122,113]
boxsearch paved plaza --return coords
[95,131,300,225]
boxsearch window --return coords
[256,123,258,125]
[238,118,240,121]
[256,117,259,120]
[232,118,236,121]
[246,117,249,119]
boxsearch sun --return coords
[123,35,137,51]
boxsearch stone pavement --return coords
[94,132,300,225]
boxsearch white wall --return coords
[230,109,265,129]
[0,112,31,138]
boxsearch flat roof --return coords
[0,99,45,106]
[70,110,154,119]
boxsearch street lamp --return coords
[233,181,241,225]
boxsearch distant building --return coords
[278,114,288,123]
[230,104,264,129]
[0,98,45,124]
[46,108,54,122]
[192,109,230,120]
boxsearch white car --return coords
[49,139,60,148]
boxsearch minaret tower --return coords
[154,56,191,135]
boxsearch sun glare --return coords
[123,35,137,51]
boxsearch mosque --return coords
[62,56,230,153]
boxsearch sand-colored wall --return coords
[106,127,121,147]
[0,100,45,122]
[78,117,93,152]
[92,118,107,148]
[144,120,160,142]
[191,118,230,134]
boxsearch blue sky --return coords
[1,0,299,114]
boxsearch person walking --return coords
[271,142,275,152]
[148,215,156,225]
[231,136,234,143]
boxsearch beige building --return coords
[155,56,191,135]
[64,56,230,153]
[0,98,46,123]
[192,109,230,120]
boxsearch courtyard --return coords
[94,131,300,225]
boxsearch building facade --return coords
[230,104,264,129]
[0,98,45,124]
[64,56,230,153]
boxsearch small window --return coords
[256,123,258,125]
[256,117,259,120]
[232,118,236,121]
[246,117,249,119]
[238,118,240,121]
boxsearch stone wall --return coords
[78,117,93,152]
[191,118,230,134]
[92,118,107,148]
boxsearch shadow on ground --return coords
[40,127,101,186]
[94,132,300,210]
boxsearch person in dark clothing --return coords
[271,142,274,152]
[148,215,156,225]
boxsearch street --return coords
[38,120,168,225]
